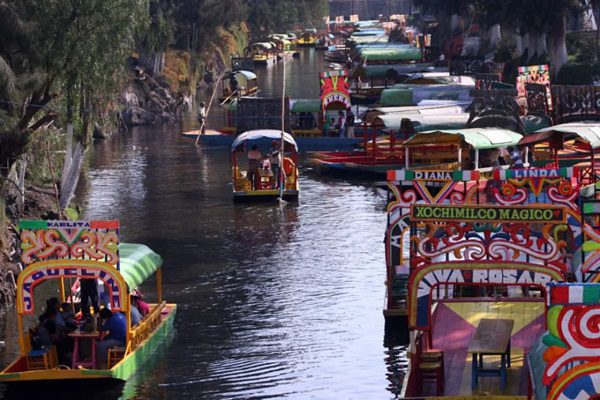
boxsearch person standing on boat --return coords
[80,278,100,318]
[197,101,207,135]
[336,110,346,137]
[346,109,355,138]
[268,141,281,188]
[247,145,262,190]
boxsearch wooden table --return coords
[68,330,101,369]
[467,318,514,391]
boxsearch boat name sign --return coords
[411,204,566,223]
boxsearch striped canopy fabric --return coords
[119,243,163,289]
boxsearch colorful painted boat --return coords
[518,121,600,170]
[297,29,317,46]
[218,70,259,104]
[231,130,299,200]
[386,164,600,398]
[0,220,176,384]
[311,127,523,176]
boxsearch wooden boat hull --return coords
[0,304,176,384]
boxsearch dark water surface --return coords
[0,49,407,400]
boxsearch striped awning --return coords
[119,243,163,289]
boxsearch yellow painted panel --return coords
[445,301,544,335]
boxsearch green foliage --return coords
[556,62,600,84]
[566,32,599,64]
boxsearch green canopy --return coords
[378,89,414,106]
[403,128,523,150]
[377,113,469,131]
[359,47,422,62]
[520,122,600,149]
[290,99,321,113]
[119,243,163,289]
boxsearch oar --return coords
[195,73,223,146]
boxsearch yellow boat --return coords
[232,130,299,200]
[0,219,176,384]
[297,29,317,46]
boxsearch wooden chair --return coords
[415,333,445,396]
[107,346,126,368]
[26,346,58,370]
[419,352,445,395]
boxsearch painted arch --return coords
[408,261,565,330]
[17,259,129,315]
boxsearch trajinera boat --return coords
[231,130,299,200]
[0,219,176,384]
[385,158,600,398]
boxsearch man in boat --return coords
[80,278,100,318]
[96,308,126,369]
[197,101,207,135]
[247,145,262,190]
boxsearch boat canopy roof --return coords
[352,29,386,37]
[252,42,274,49]
[518,121,600,149]
[362,64,439,78]
[378,85,473,106]
[232,70,257,81]
[403,128,523,150]
[290,99,321,113]
[119,243,163,289]
[359,47,422,62]
[378,113,469,131]
[231,129,298,151]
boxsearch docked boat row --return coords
[381,94,600,397]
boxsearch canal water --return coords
[0,48,408,399]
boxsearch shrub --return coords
[556,63,600,85]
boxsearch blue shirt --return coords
[101,312,127,343]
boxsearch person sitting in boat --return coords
[130,296,143,326]
[247,145,262,190]
[132,289,150,317]
[96,308,127,369]
[506,146,524,168]
[259,156,274,188]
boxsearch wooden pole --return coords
[195,73,224,146]
[279,56,287,199]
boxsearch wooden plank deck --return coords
[424,300,545,397]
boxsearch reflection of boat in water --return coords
[231,130,299,200]
[0,220,176,385]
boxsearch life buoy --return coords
[283,157,295,176]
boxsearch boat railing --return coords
[130,301,166,351]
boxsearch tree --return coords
[0,0,150,171]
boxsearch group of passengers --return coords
[246,141,281,190]
[322,109,355,138]
[31,278,150,369]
